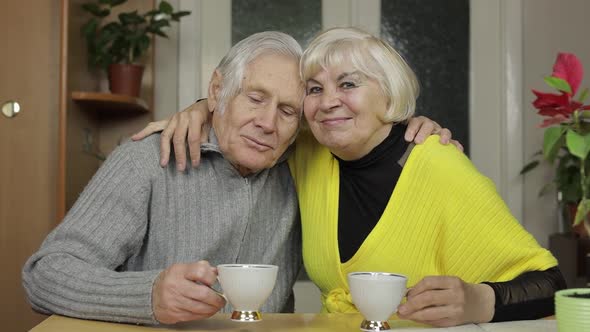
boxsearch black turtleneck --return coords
[336,124,408,263]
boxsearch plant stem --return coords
[128,46,134,64]
[575,109,590,225]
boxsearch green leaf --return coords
[99,0,126,6]
[151,19,170,29]
[543,126,566,162]
[171,10,191,21]
[144,9,160,17]
[538,182,554,197]
[137,35,150,53]
[81,18,98,37]
[566,129,590,160]
[544,76,572,94]
[82,3,110,17]
[520,160,540,175]
[574,199,590,226]
[119,11,145,25]
[152,29,168,38]
[578,88,589,103]
[159,1,174,14]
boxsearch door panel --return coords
[0,0,60,330]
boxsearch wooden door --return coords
[0,0,61,330]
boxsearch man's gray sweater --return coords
[22,133,302,325]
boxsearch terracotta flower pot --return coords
[107,63,144,97]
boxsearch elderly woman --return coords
[135,28,565,327]
[290,27,565,326]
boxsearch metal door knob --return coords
[2,101,20,118]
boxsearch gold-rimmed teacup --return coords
[348,272,407,331]
[217,264,278,322]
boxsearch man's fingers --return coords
[184,261,218,285]
[160,116,178,167]
[180,280,226,309]
[131,121,167,141]
[176,284,224,314]
[173,114,190,172]
[155,295,219,324]
[188,111,203,168]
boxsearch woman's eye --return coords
[340,81,357,89]
[307,86,322,94]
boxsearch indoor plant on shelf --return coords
[522,52,590,237]
[81,0,190,97]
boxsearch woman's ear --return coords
[208,70,222,112]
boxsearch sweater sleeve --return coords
[22,141,161,325]
[484,266,567,321]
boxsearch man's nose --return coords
[320,88,342,111]
[254,105,278,133]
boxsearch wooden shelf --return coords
[71,91,149,114]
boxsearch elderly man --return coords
[23,31,304,325]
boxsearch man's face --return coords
[212,53,303,175]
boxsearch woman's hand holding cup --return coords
[151,260,226,324]
[397,276,495,327]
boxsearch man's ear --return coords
[208,70,222,113]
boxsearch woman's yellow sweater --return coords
[288,133,557,313]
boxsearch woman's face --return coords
[303,60,392,160]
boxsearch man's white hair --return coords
[215,31,303,113]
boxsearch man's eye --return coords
[249,95,263,103]
[307,86,322,94]
[340,81,357,89]
[280,107,296,116]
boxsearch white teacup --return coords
[348,272,408,331]
[217,264,278,322]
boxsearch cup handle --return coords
[197,280,227,302]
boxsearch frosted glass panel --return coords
[232,0,321,47]
[382,0,470,153]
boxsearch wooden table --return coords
[30,314,557,332]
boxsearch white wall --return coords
[522,0,590,246]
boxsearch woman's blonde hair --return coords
[301,27,419,122]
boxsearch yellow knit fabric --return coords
[288,132,558,313]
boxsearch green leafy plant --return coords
[81,0,190,69]
[522,53,590,230]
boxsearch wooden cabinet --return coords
[0,1,155,330]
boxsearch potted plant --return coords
[555,288,590,331]
[522,53,590,237]
[81,0,190,96]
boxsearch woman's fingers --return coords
[438,128,451,144]
[450,139,464,152]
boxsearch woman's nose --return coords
[320,89,342,111]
